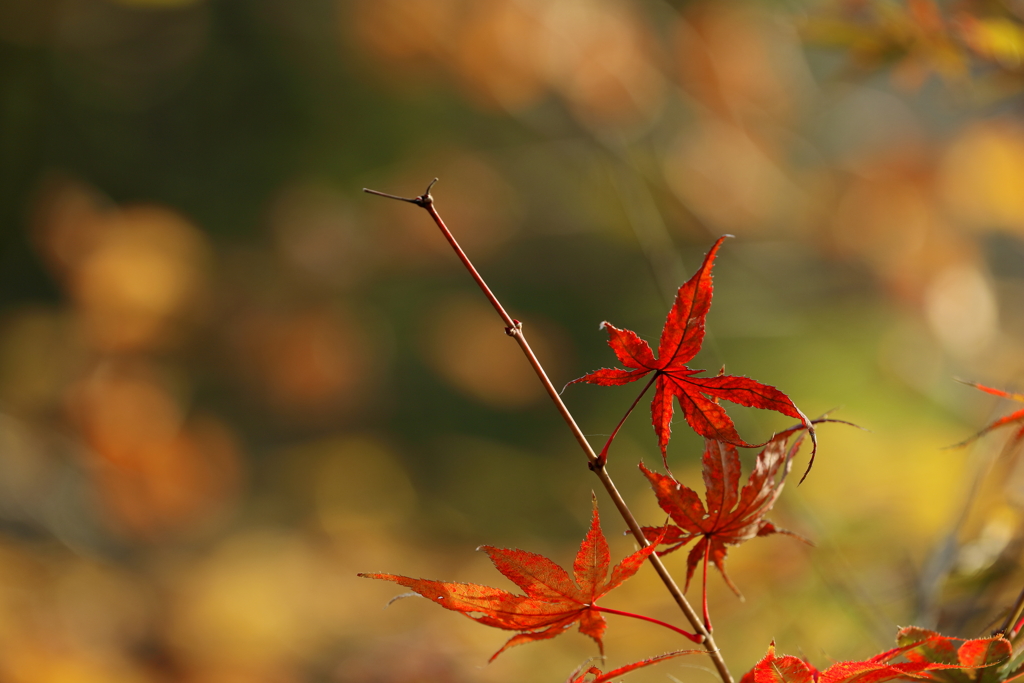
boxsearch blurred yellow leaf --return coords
[959,16,1024,68]
[940,121,1024,233]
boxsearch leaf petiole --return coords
[592,605,703,643]
[596,373,659,468]
[702,537,712,633]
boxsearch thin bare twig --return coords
[364,180,734,683]
[998,584,1024,636]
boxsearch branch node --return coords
[504,319,522,337]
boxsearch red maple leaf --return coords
[740,629,1010,683]
[360,499,697,662]
[954,381,1024,448]
[640,427,810,629]
[895,627,1014,683]
[570,236,814,475]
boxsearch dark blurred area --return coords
[5,0,1024,680]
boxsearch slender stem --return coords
[1012,617,1024,647]
[597,374,657,468]
[592,605,702,643]
[1012,614,1024,640]
[364,182,734,683]
[1002,584,1024,636]
[373,180,517,330]
[702,537,713,633]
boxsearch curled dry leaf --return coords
[640,426,811,629]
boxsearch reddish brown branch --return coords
[364,180,734,683]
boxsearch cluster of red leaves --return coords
[640,426,810,630]
[360,499,692,662]
[362,236,820,679]
[742,628,1013,683]
[570,236,815,476]
[364,189,1024,682]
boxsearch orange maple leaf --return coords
[361,499,694,661]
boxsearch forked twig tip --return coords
[363,178,439,208]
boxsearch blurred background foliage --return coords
[5,0,1024,680]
